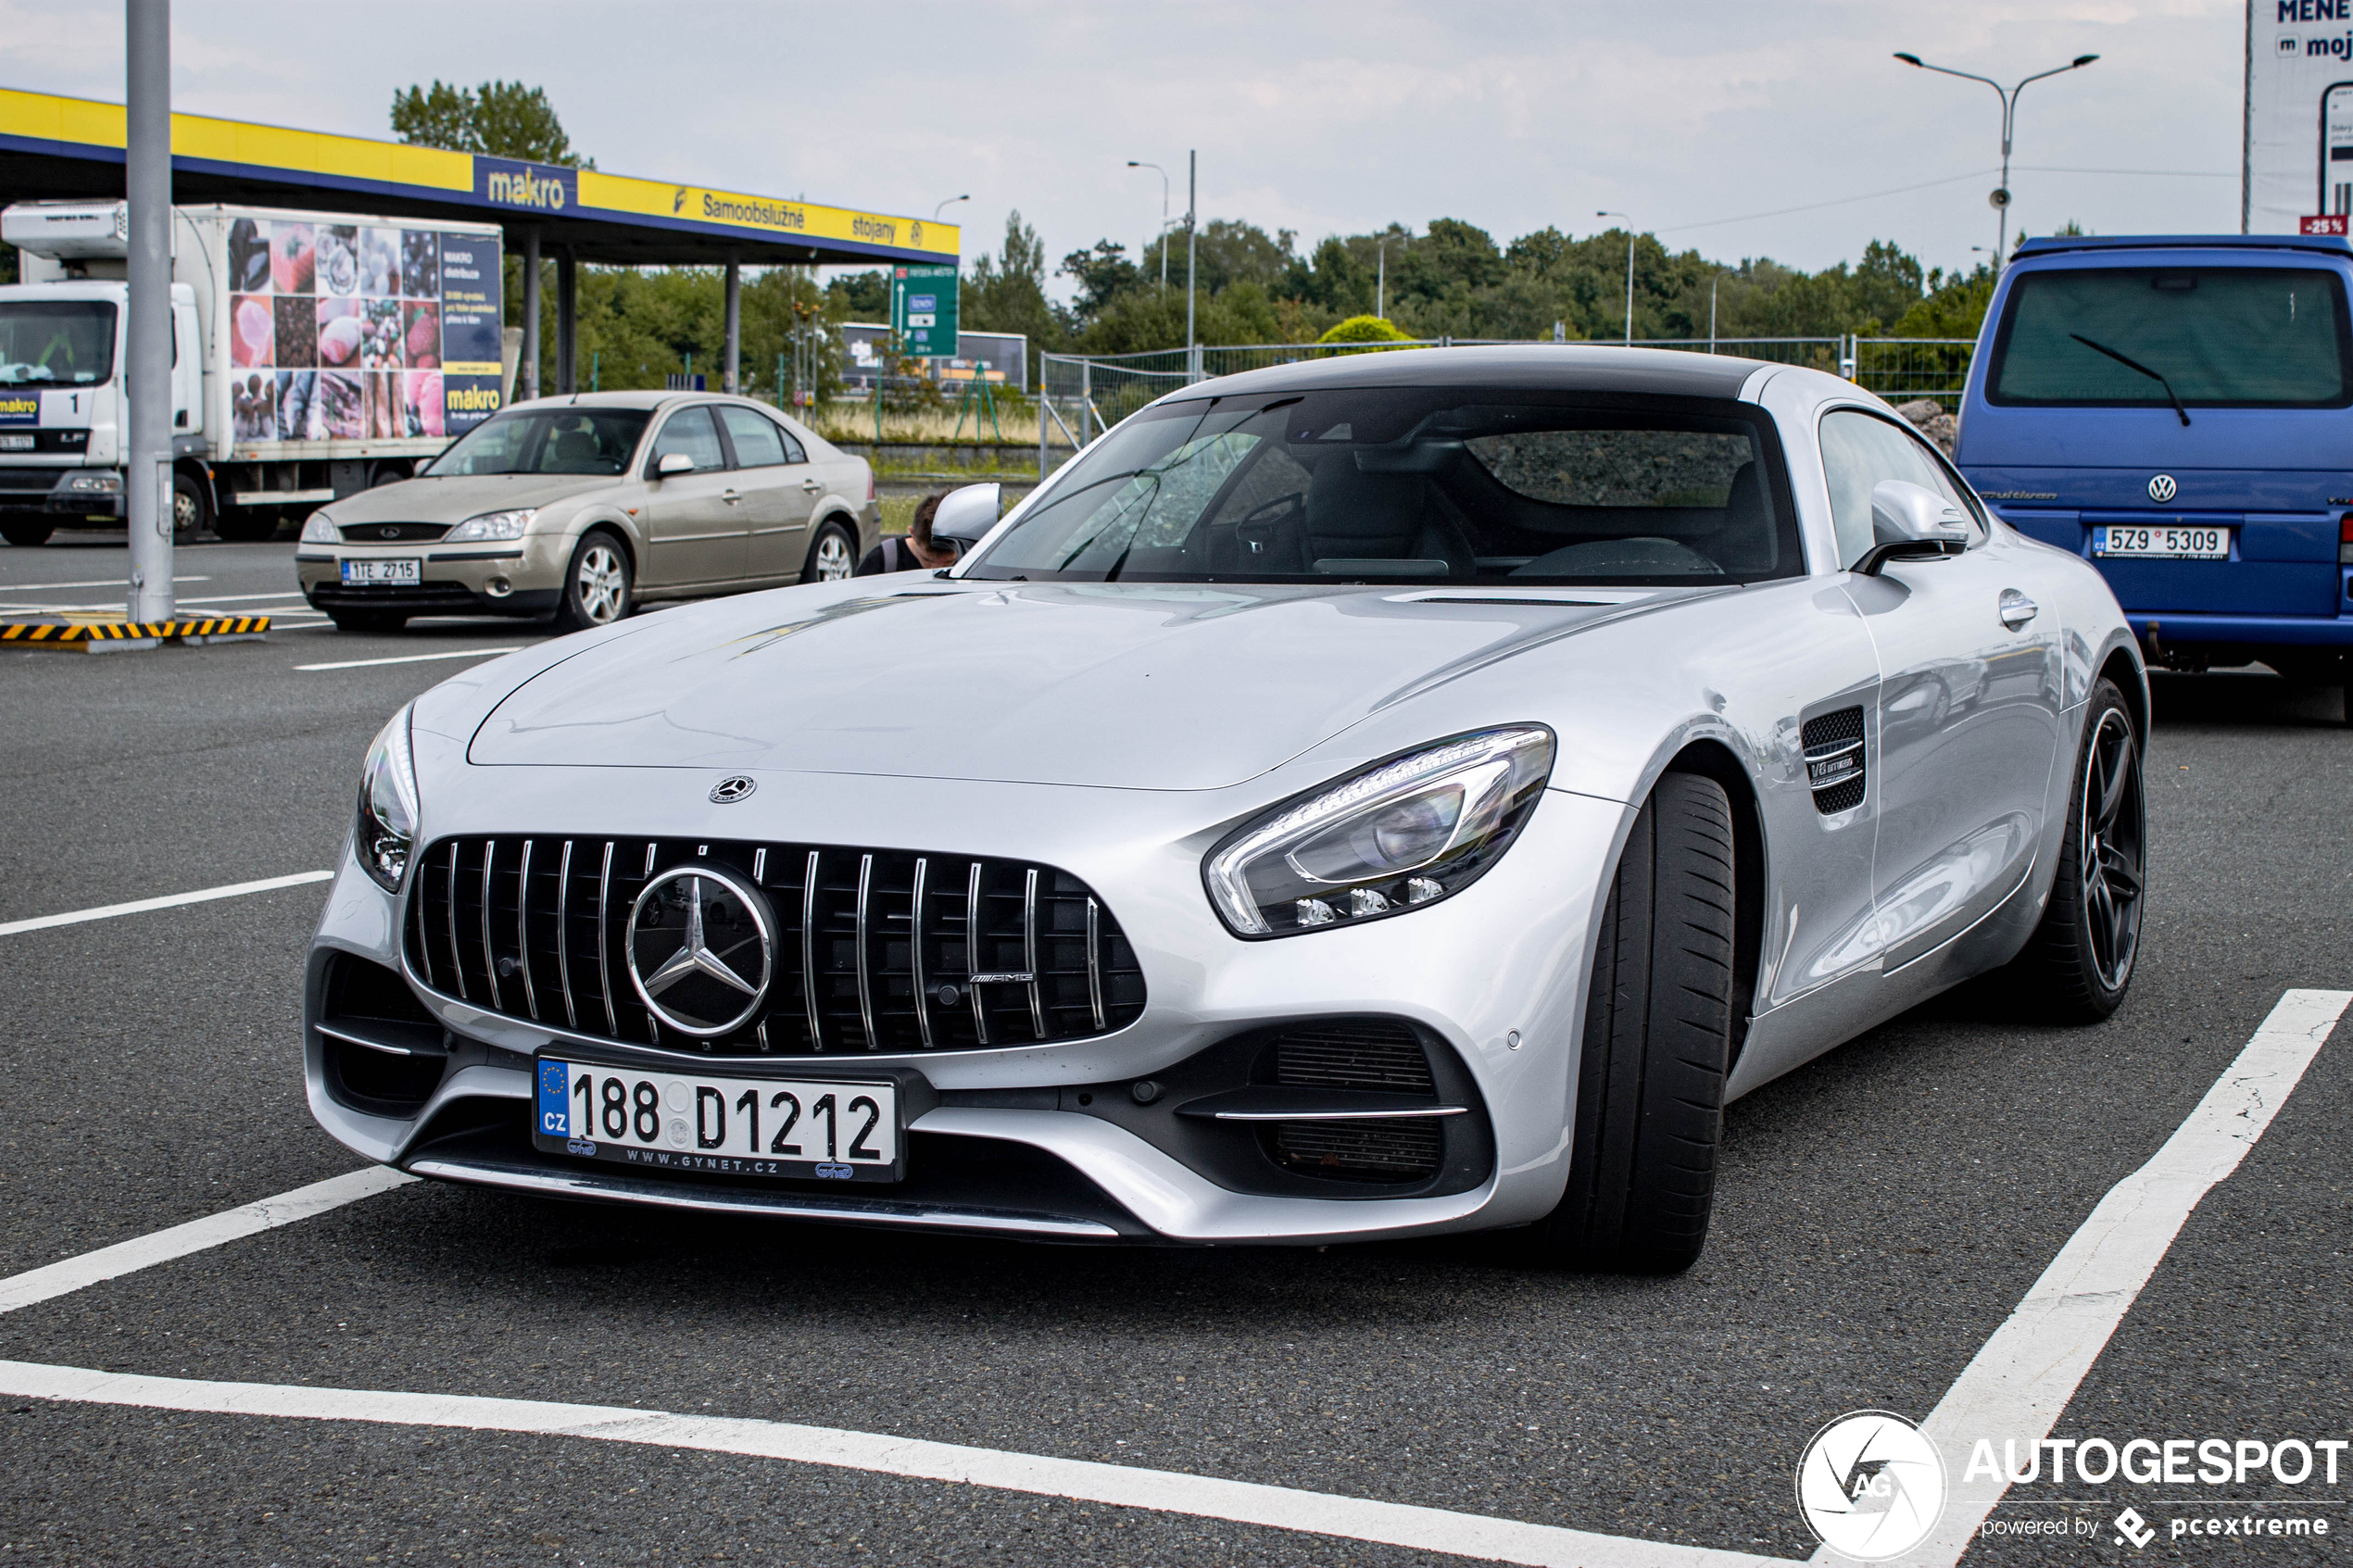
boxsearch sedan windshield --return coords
[963,387,1799,585]
[425,408,651,477]
[0,300,116,385]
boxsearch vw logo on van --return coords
[2146,473,2178,503]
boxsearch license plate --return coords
[0,434,31,452]
[340,557,422,585]
[533,1059,903,1183]
[2093,525,2231,559]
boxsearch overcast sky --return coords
[6,0,2246,295]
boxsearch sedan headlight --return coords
[356,705,420,892]
[1203,726,1554,937]
[446,508,535,543]
[299,510,337,544]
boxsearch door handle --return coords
[1998,588,2038,630]
[722,488,741,505]
[799,478,823,493]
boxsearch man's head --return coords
[907,491,958,569]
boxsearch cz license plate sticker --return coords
[340,557,422,585]
[2093,524,2231,560]
[535,1059,902,1183]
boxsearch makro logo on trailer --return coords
[476,157,576,212]
[1796,1411,1948,1561]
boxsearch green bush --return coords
[1317,314,1414,346]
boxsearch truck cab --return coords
[1954,233,2353,704]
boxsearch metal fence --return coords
[1035,334,1978,478]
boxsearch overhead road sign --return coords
[0,87,959,268]
[891,265,960,358]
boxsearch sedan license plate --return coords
[2093,524,2230,559]
[534,1059,903,1183]
[340,557,422,585]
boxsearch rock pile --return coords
[1896,398,1958,456]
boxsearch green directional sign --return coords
[891,264,960,358]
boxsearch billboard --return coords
[2246,0,2353,232]
[221,216,502,443]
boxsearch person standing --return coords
[858,491,959,574]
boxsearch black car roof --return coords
[1164,344,1768,406]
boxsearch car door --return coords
[1822,407,2065,972]
[714,404,818,582]
[636,405,747,590]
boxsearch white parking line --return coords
[0,575,210,591]
[0,990,2338,1567]
[0,1169,413,1315]
[294,646,523,671]
[0,1360,1783,1568]
[0,870,333,937]
[1881,986,2353,1568]
[0,589,310,613]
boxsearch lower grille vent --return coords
[404,835,1144,1055]
[1267,1019,1443,1183]
[1802,706,1868,815]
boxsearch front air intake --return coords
[1802,706,1868,815]
[1266,1019,1444,1182]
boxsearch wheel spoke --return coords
[2096,734,2132,829]
[2099,847,2143,901]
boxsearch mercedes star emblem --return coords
[2146,473,2177,503]
[710,775,757,804]
[625,866,774,1036]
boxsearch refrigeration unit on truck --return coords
[0,199,506,546]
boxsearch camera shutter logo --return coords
[2147,473,2177,503]
[625,866,774,1036]
[1794,1410,1947,1561]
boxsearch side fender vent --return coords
[1802,707,1868,815]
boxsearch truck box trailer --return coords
[0,199,505,544]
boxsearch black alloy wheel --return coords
[2010,679,2145,1021]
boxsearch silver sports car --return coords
[306,347,2146,1271]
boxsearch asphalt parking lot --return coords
[2,534,2348,1567]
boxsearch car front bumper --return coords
[303,762,1632,1246]
[296,535,570,619]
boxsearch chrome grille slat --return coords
[406,835,1143,1056]
[554,840,576,1030]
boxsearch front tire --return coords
[172,471,208,544]
[2007,679,2145,1021]
[1526,771,1736,1273]
[1,517,54,546]
[553,530,633,632]
[802,519,856,583]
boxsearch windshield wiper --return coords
[2070,333,2192,426]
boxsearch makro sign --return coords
[0,393,39,427]
[2245,0,2353,230]
[475,157,577,214]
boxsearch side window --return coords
[1818,409,1982,570]
[648,407,726,473]
[715,406,792,469]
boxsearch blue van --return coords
[1954,233,2353,708]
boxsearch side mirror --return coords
[653,450,696,479]
[928,482,1002,550]
[1856,480,1970,575]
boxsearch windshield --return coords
[0,300,117,386]
[963,387,1798,584]
[1990,266,2353,408]
[424,408,651,476]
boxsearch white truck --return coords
[0,199,506,546]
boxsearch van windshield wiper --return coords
[2070,333,2192,426]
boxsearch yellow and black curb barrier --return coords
[2,613,271,652]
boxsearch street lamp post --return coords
[1597,212,1634,344]
[1894,51,2098,272]
[1185,150,1198,381]
[934,194,970,221]
[1126,161,1169,291]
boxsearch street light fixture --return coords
[1894,51,2098,271]
[1597,212,1635,344]
[1127,160,1170,291]
[934,194,970,221]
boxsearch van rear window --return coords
[1987,266,2353,408]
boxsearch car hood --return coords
[327,471,619,523]
[467,581,1658,790]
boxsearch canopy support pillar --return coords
[724,255,741,395]
[520,226,541,403]
[555,245,576,395]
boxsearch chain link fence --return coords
[1037,335,1979,478]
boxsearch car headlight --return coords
[446,508,535,543]
[300,510,337,544]
[1203,726,1554,937]
[356,704,420,892]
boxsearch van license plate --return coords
[2093,525,2230,560]
[340,558,422,585]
